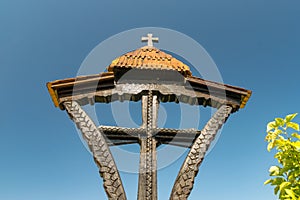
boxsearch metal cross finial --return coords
[141,33,159,47]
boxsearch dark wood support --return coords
[138,92,158,200]
[63,101,127,200]
[63,100,232,200]
[170,105,232,200]
[98,126,201,147]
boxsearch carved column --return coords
[138,91,158,200]
[63,101,127,200]
[170,105,232,200]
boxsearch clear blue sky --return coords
[1,0,300,199]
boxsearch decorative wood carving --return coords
[138,91,158,200]
[64,101,127,200]
[170,105,232,200]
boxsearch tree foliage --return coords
[265,113,300,200]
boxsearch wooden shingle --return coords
[107,47,192,76]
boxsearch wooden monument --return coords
[47,34,251,200]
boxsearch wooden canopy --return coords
[47,47,251,112]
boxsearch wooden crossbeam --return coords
[98,125,201,147]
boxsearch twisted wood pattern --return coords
[170,105,232,200]
[145,91,154,200]
[64,101,127,200]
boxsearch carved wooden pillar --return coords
[63,101,127,200]
[170,105,232,200]
[138,91,158,200]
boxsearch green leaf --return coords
[267,142,274,151]
[275,185,280,195]
[271,177,285,186]
[292,141,300,149]
[285,113,298,123]
[267,121,277,132]
[291,133,300,140]
[269,166,280,176]
[285,189,297,200]
[287,122,300,131]
[280,182,291,191]
[275,118,285,126]
[274,129,283,138]
[275,139,286,147]
[264,179,272,185]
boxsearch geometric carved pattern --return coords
[170,105,232,200]
[138,92,158,200]
[63,101,127,200]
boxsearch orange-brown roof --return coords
[47,46,251,111]
[107,46,192,77]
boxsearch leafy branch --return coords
[265,113,300,200]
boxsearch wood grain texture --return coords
[64,101,127,200]
[138,92,158,200]
[170,105,232,200]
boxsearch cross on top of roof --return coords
[141,33,159,47]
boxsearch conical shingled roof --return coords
[107,46,192,77]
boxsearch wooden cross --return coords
[141,33,159,47]
[48,34,251,199]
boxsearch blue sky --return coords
[1,0,300,199]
